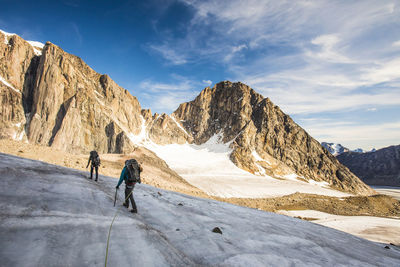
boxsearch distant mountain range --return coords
[337,145,400,186]
[321,142,376,156]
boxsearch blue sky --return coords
[1,0,399,150]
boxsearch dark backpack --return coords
[90,151,100,167]
[125,159,141,184]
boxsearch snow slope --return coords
[1,153,399,266]
[146,136,351,198]
[278,210,400,245]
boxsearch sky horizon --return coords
[1,0,399,150]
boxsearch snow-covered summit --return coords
[321,142,349,156]
[1,153,399,266]
[321,142,377,156]
[0,29,44,55]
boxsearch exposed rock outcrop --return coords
[27,43,144,153]
[0,31,39,141]
[173,81,374,195]
[337,145,400,186]
[1,30,143,154]
[144,112,193,145]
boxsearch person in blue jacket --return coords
[116,160,142,213]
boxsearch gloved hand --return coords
[116,186,119,189]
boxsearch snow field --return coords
[145,134,351,198]
[1,153,399,266]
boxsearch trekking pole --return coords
[114,188,118,207]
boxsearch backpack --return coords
[90,151,100,167]
[125,159,141,184]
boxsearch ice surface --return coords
[0,153,399,266]
[147,136,351,198]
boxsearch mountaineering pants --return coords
[90,165,99,181]
[125,185,137,212]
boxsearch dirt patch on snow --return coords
[217,192,400,218]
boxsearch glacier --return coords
[0,153,399,266]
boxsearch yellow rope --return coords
[105,188,134,267]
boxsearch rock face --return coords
[1,31,142,153]
[173,81,374,195]
[142,110,192,145]
[0,31,39,141]
[337,145,400,186]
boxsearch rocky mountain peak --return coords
[173,81,374,195]
[1,31,143,154]
[174,81,264,144]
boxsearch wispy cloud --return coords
[138,75,206,113]
[300,119,400,150]
[393,40,400,47]
[70,22,82,45]
[149,44,188,65]
[202,79,212,86]
[144,0,400,148]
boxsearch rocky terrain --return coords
[338,145,400,186]
[0,30,373,195]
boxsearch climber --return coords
[86,150,101,181]
[116,159,142,213]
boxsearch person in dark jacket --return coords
[86,150,100,181]
[116,160,142,213]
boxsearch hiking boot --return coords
[123,203,128,208]
[130,209,137,213]
[95,179,98,182]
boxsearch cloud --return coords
[139,79,192,92]
[149,44,188,65]
[300,120,400,150]
[202,79,212,86]
[70,22,82,45]
[224,44,247,62]
[154,94,191,111]
[63,1,80,8]
[138,75,205,113]
[308,34,354,63]
[145,0,400,147]
[393,40,400,47]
